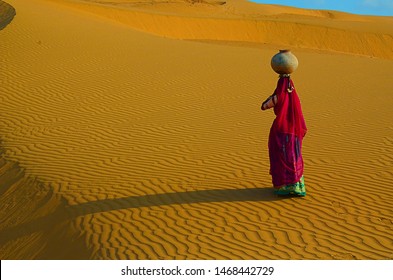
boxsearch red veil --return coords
[272,76,307,138]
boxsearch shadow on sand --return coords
[0,1,16,31]
[1,186,288,246]
[67,187,286,217]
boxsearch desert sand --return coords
[0,0,392,259]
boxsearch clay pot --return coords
[271,50,298,74]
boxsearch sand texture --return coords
[0,0,392,259]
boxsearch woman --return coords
[261,74,307,196]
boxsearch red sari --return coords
[264,75,307,196]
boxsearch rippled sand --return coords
[0,0,392,259]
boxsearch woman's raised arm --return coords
[261,94,277,110]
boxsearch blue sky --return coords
[250,0,393,16]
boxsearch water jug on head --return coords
[271,50,298,75]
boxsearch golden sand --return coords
[0,0,392,259]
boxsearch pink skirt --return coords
[268,131,305,190]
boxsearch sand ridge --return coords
[50,0,393,59]
[0,0,392,259]
[0,142,92,259]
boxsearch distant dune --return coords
[52,0,393,59]
[0,0,392,259]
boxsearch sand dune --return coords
[0,0,392,259]
[0,142,91,259]
[51,0,393,59]
[0,0,16,30]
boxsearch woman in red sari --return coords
[261,74,307,196]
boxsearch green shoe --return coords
[274,176,306,197]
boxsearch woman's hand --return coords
[261,94,277,110]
